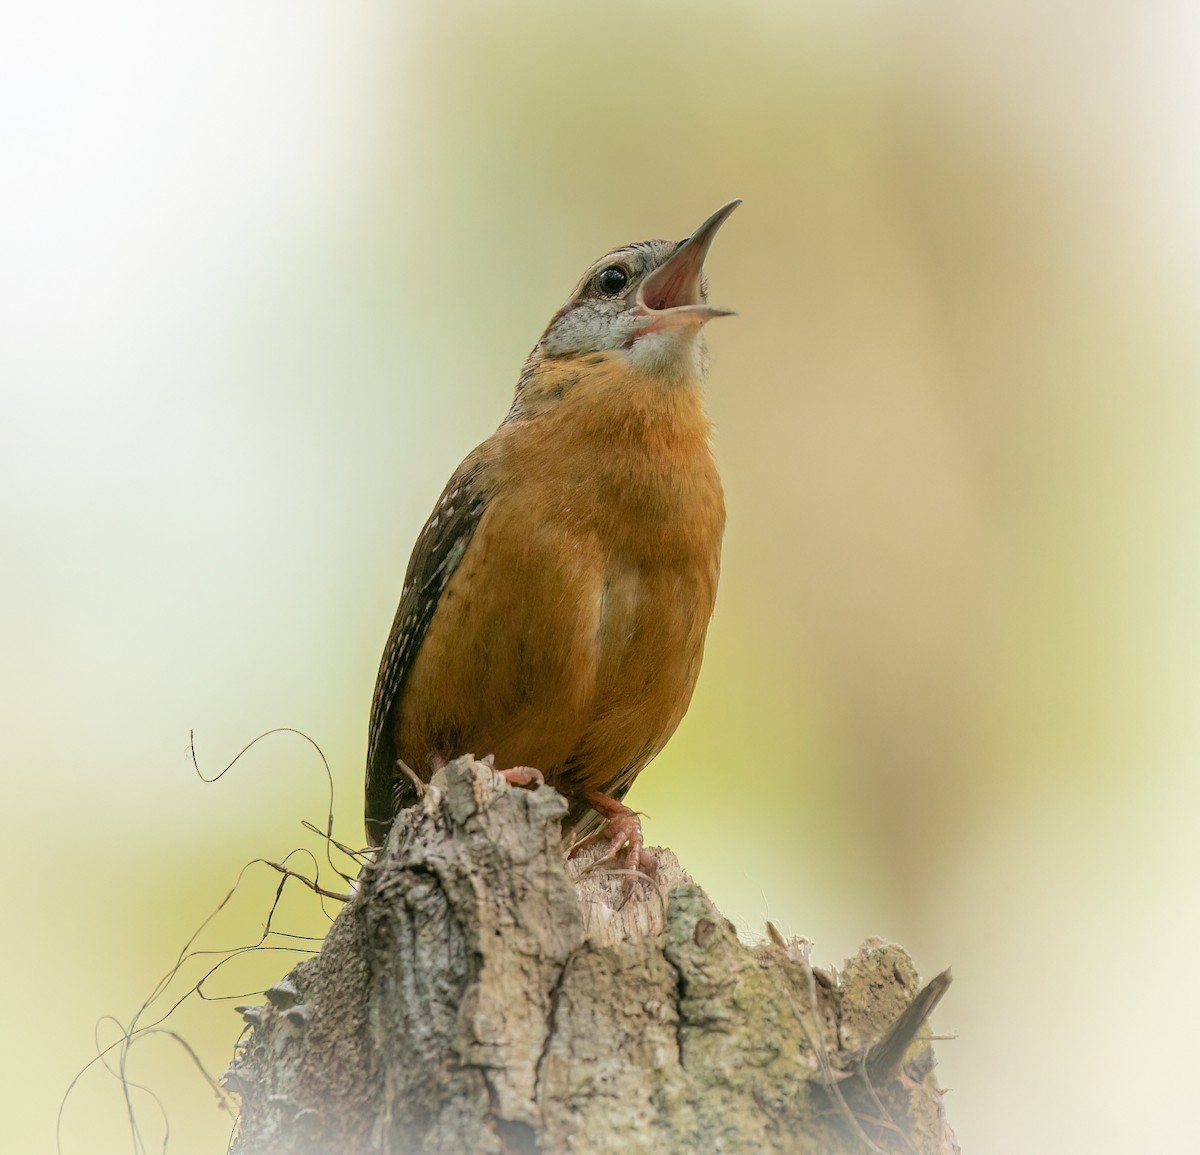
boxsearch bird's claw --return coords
[498,765,544,789]
[569,793,657,906]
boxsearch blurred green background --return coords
[4,1,1198,1151]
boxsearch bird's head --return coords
[530,200,740,380]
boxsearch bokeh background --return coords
[4,1,1198,1151]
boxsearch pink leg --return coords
[498,765,544,789]
[568,792,657,903]
[436,753,542,788]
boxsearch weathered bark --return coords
[226,757,957,1154]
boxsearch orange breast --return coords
[394,354,725,806]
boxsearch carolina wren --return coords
[365,201,739,882]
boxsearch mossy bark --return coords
[226,757,957,1154]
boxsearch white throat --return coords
[625,327,706,380]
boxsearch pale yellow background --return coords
[4,3,1198,1152]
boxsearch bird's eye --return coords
[596,265,629,296]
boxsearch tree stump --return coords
[225,757,957,1154]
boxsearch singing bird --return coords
[365,201,739,880]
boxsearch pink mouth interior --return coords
[641,257,699,312]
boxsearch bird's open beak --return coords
[634,199,740,332]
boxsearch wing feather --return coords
[364,459,489,843]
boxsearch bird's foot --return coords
[568,792,657,906]
[497,764,544,789]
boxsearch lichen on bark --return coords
[226,757,957,1154]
